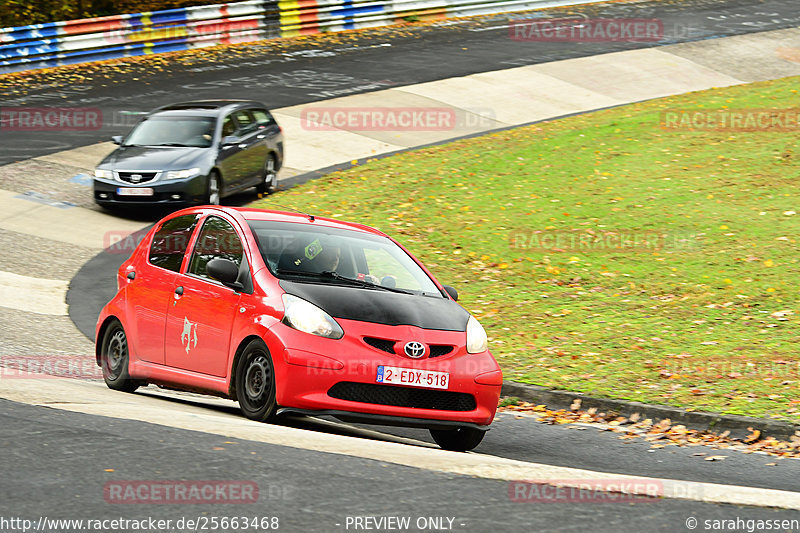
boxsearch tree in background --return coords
[0,0,227,28]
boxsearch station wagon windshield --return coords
[248,220,442,296]
[125,116,216,148]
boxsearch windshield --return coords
[125,116,216,147]
[248,220,443,296]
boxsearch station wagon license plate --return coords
[376,365,449,390]
[117,187,154,196]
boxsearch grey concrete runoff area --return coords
[1,0,800,530]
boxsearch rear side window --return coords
[149,214,200,272]
[234,110,257,134]
[252,109,275,127]
[189,216,244,280]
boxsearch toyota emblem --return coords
[404,341,426,359]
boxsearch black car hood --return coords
[100,145,208,170]
[280,280,469,331]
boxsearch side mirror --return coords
[221,135,240,147]
[207,257,243,290]
[111,135,123,145]
[442,285,458,301]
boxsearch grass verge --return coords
[253,76,800,423]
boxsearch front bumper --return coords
[268,320,502,427]
[93,174,208,206]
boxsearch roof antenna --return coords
[262,201,315,222]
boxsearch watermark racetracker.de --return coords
[509,229,701,253]
[660,108,800,132]
[299,106,496,131]
[0,355,101,380]
[509,479,666,503]
[508,16,705,42]
[663,358,800,381]
[103,480,263,504]
[0,107,103,131]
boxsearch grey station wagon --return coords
[94,100,284,207]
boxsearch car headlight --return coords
[466,315,488,353]
[94,169,113,179]
[163,168,201,180]
[281,294,343,339]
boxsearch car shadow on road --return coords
[135,386,441,449]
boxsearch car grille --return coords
[363,337,455,359]
[363,337,395,354]
[328,381,476,411]
[429,345,454,358]
[118,171,158,184]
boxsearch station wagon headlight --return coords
[281,294,343,339]
[164,168,201,180]
[466,315,488,353]
[94,169,113,179]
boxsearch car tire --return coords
[206,170,222,205]
[257,155,278,195]
[100,319,139,393]
[235,339,277,422]
[429,426,486,452]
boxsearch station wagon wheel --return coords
[429,426,486,452]
[235,339,277,421]
[206,171,221,205]
[257,155,277,195]
[100,319,139,393]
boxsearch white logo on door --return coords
[181,317,198,354]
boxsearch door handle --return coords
[174,286,184,296]
[257,135,266,139]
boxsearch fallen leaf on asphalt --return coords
[744,429,761,444]
[705,455,728,461]
[497,399,800,458]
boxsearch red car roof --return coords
[208,206,387,237]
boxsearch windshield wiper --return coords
[275,269,413,294]
[154,142,192,147]
[320,271,415,294]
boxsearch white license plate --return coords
[117,187,154,196]
[376,365,449,390]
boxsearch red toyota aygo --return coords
[96,206,502,451]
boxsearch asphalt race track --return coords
[2,0,800,165]
[2,399,794,533]
[1,0,800,531]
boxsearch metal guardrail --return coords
[0,0,597,73]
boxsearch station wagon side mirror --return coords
[221,135,240,147]
[442,285,458,301]
[207,257,244,291]
[111,135,123,145]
